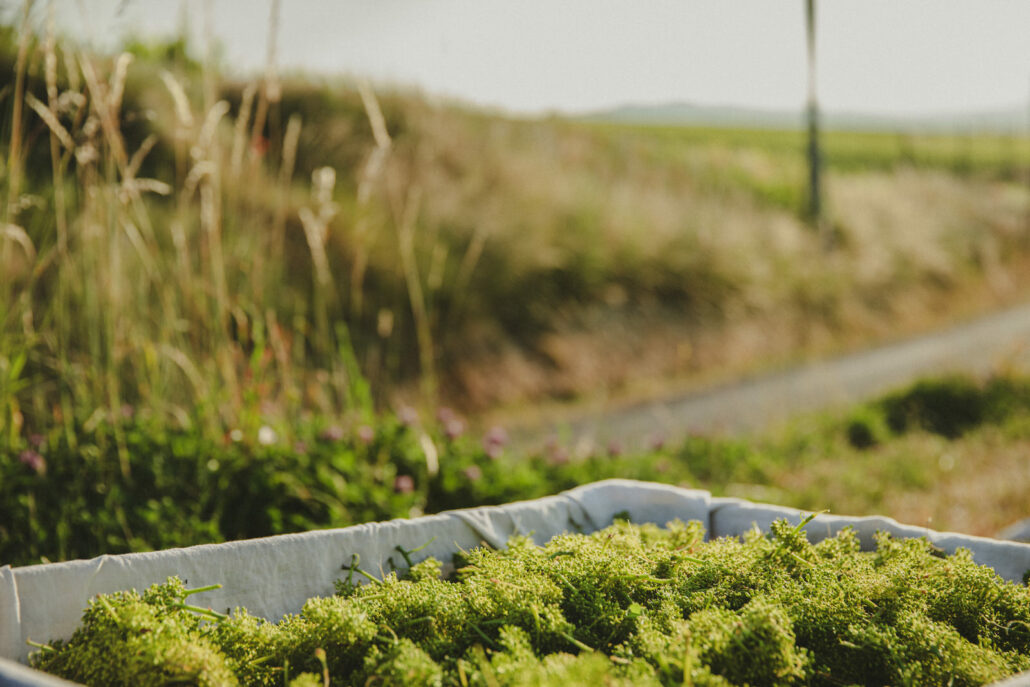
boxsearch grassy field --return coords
[586,121,1030,177]
[3,23,1030,445]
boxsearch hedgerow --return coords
[32,519,1030,686]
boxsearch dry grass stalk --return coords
[449,225,488,328]
[394,185,437,404]
[126,134,159,180]
[1,224,36,264]
[108,53,132,114]
[230,83,257,176]
[61,44,80,92]
[271,112,302,288]
[42,0,69,254]
[263,0,282,105]
[298,163,350,408]
[248,0,282,169]
[200,0,218,110]
[350,80,393,317]
[4,0,33,222]
[299,166,337,316]
[160,70,196,129]
[25,93,74,152]
[188,119,229,305]
[78,53,131,170]
[358,80,391,151]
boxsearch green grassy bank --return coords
[4,372,1030,567]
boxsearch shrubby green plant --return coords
[32,520,1030,686]
[840,375,1030,448]
[844,405,891,449]
[0,408,713,566]
[876,376,1030,439]
[5,373,1030,568]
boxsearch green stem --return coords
[183,583,222,597]
[25,639,55,652]
[468,622,499,649]
[561,632,594,653]
[174,602,228,621]
[355,567,383,585]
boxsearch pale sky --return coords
[37,0,1030,117]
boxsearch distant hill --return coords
[579,102,803,129]
[579,101,1027,134]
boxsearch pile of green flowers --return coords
[32,519,1030,686]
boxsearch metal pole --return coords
[1026,75,1030,234]
[805,0,828,246]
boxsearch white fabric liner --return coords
[2,479,1029,686]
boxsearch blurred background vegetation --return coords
[3,19,1029,445]
[2,11,1030,565]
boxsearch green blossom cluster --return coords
[33,519,1030,686]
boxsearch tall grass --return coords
[0,9,389,447]
[3,9,1030,448]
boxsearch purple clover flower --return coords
[444,418,465,441]
[393,474,415,494]
[462,465,483,482]
[484,426,508,449]
[19,450,45,475]
[546,438,570,466]
[397,406,418,427]
[357,425,375,445]
[319,425,345,442]
[482,426,507,459]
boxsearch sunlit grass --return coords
[2,14,1030,447]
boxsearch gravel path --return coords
[521,301,1030,451]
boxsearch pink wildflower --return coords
[319,425,345,442]
[357,425,375,445]
[397,406,418,427]
[393,474,415,494]
[445,418,465,441]
[484,426,508,449]
[546,439,570,466]
[19,450,45,475]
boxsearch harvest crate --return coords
[3,479,1030,686]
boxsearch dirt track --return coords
[519,301,1030,452]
